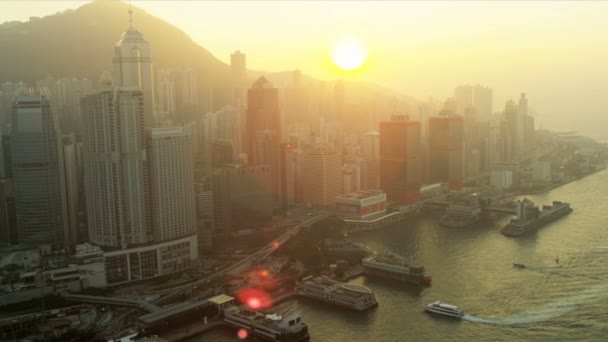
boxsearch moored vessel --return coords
[296,275,377,311]
[223,306,309,341]
[362,253,431,286]
[501,200,572,237]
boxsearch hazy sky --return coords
[2,1,608,138]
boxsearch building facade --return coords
[379,117,422,205]
[335,190,387,221]
[428,114,464,190]
[82,89,152,248]
[112,26,155,129]
[148,126,197,242]
[11,94,69,248]
[301,147,342,207]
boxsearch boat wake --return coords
[463,282,608,325]
[520,265,606,281]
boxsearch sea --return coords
[195,168,608,341]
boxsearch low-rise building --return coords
[335,190,387,221]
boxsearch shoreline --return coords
[513,166,606,196]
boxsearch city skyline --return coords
[2,1,608,139]
[0,2,607,341]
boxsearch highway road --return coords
[152,212,329,303]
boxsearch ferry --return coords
[424,301,465,318]
[296,275,377,311]
[439,204,482,228]
[362,253,432,286]
[223,306,309,341]
[501,200,573,237]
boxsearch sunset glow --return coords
[331,37,367,71]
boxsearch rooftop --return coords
[209,294,235,305]
[336,190,386,200]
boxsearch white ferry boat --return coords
[223,306,309,341]
[296,275,377,311]
[424,301,464,318]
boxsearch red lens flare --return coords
[237,328,249,339]
[236,287,273,310]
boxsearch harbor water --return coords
[197,169,608,341]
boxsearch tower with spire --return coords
[111,5,155,129]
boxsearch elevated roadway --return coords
[61,293,161,313]
[153,212,329,304]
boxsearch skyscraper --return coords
[112,19,155,129]
[473,85,493,121]
[454,85,473,116]
[246,77,281,201]
[148,126,197,242]
[379,117,422,205]
[11,94,69,248]
[454,84,493,122]
[82,89,152,248]
[231,50,247,155]
[246,77,281,162]
[231,51,247,92]
[301,147,342,207]
[428,112,464,190]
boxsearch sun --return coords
[331,37,367,71]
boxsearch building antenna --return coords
[128,0,134,29]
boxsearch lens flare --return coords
[237,287,273,310]
[237,328,249,339]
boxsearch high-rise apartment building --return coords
[301,147,342,207]
[11,94,69,248]
[148,126,197,242]
[82,89,152,248]
[379,117,422,205]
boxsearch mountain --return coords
[0,0,230,86]
[0,0,414,113]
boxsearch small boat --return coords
[425,301,464,318]
[513,263,526,268]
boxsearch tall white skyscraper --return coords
[82,88,152,248]
[112,20,155,129]
[148,126,197,242]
